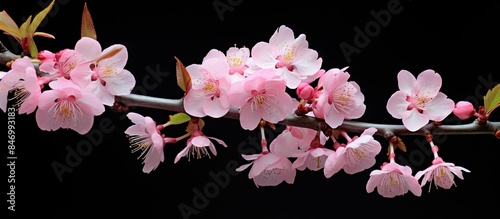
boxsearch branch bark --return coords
[114,94,500,139]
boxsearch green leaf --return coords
[484,83,500,114]
[168,112,191,125]
[81,2,97,40]
[29,0,55,34]
[174,56,191,93]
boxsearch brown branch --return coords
[114,94,500,139]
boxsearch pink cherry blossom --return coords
[386,69,455,132]
[315,67,366,129]
[0,56,42,114]
[125,112,165,173]
[39,48,83,79]
[70,37,136,106]
[415,145,470,192]
[227,69,295,130]
[183,49,231,118]
[225,46,250,82]
[292,133,334,171]
[35,78,105,134]
[250,25,323,89]
[366,153,422,198]
[324,128,381,178]
[174,129,228,164]
[415,157,471,191]
[236,137,296,187]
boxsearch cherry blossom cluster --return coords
[0,37,135,134]
[116,25,472,198]
[1,14,489,197]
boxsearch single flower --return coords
[366,154,422,198]
[183,49,231,118]
[415,145,471,192]
[324,128,381,178]
[315,67,366,129]
[70,37,136,106]
[250,25,323,89]
[386,69,455,132]
[0,56,42,114]
[174,129,227,164]
[35,78,105,134]
[227,68,295,130]
[125,112,165,173]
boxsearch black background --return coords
[2,0,500,218]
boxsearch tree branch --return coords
[114,94,500,139]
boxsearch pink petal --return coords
[103,69,135,96]
[203,96,229,118]
[202,56,230,79]
[191,136,211,147]
[241,154,260,161]
[75,92,105,115]
[423,92,455,121]
[415,69,441,97]
[324,104,345,129]
[293,50,322,76]
[124,124,148,136]
[386,91,409,119]
[251,42,278,69]
[235,162,253,172]
[277,68,302,89]
[366,174,384,193]
[83,81,115,106]
[397,70,416,94]
[183,91,208,117]
[75,37,102,60]
[323,149,344,178]
[208,137,228,147]
[142,148,163,173]
[239,104,262,130]
[37,90,63,110]
[449,166,471,180]
[403,175,422,197]
[174,144,191,164]
[127,112,146,125]
[249,153,281,178]
[203,49,226,61]
[100,45,128,68]
[227,80,249,107]
[292,155,307,170]
[402,108,429,132]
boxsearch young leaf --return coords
[0,11,21,38]
[169,112,191,125]
[174,56,191,93]
[484,83,500,115]
[29,0,55,34]
[81,3,97,40]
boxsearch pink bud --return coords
[296,82,315,100]
[453,101,476,120]
[37,50,55,61]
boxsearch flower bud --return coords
[453,101,476,120]
[296,82,315,100]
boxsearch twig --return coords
[114,94,500,139]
